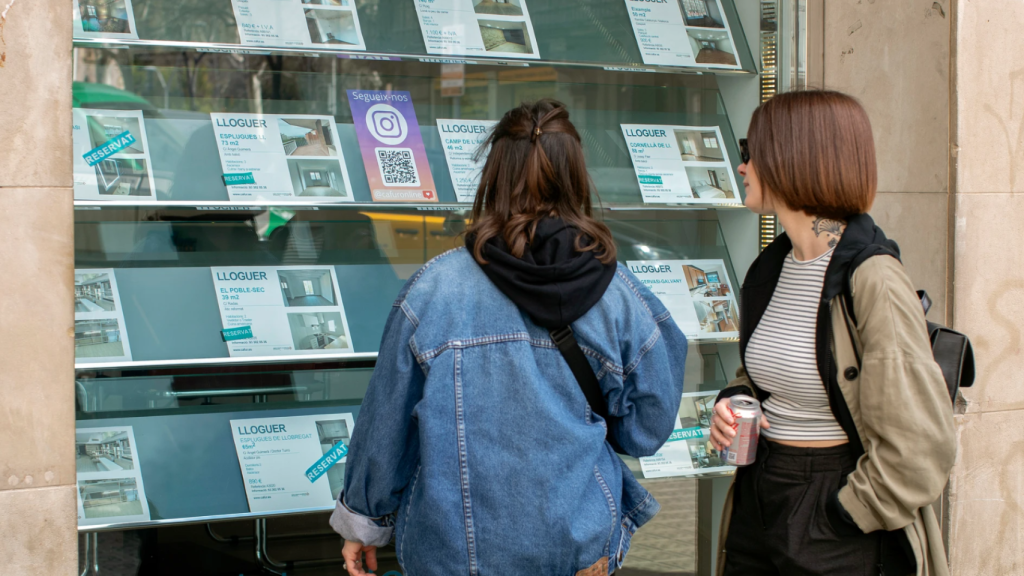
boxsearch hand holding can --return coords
[710,395,770,466]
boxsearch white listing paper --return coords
[75,269,133,364]
[231,413,356,513]
[621,124,740,205]
[75,426,151,526]
[413,0,540,60]
[640,392,732,478]
[73,0,139,40]
[437,119,497,203]
[73,109,157,201]
[626,259,739,340]
[211,113,355,203]
[230,0,366,50]
[211,266,355,358]
[624,0,740,69]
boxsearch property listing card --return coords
[640,392,732,478]
[72,109,156,202]
[211,266,355,358]
[73,0,139,40]
[75,426,151,527]
[231,413,355,513]
[413,0,540,60]
[437,119,497,203]
[347,90,438,203]
[621,124,740,204]
[74,269,134,364]
[626,259,739,340]
[623,0,740,69]
[211,113,355,203]
[230,0,367,50]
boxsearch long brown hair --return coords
[466,99,616,264]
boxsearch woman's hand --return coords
[710,398,769,451]
[342,540,377,576]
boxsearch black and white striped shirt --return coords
[746,248,848,441]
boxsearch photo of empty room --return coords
[679,0,725,28]
[278,269,338,307]
[80,478,144,519]
[686,166,735,199]
[279,118,338,156]
[688,29,736,66]
[287,158,350,197]
[473,0,524,16]
[304,8,360,46]
[693,299,738,334]
[76,430,135,473]
[77,0,132,34]
[94,158,152,196]
[86,115,145,153]
[75,272,117,313]
[682,262,733,297]
[75,319,125,359]
[675,129,725,162]
[478,20,534,55]
[316,418,352,499]
[288,312,349,351]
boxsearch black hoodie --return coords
[465,218,616,329]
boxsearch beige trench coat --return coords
[714,255,956,576]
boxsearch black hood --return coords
[466,218,616,329]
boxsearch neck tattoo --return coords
[812,217,846,248]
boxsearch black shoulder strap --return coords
[549,326,607,419]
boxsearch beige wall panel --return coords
[869,192,947,324]
[823,0,950,194]
[953,193,1024,414]
[0,485,78,575]
[0,188,75,490]
[956,1,1024,194]
[0,0,72,189]
[948,411,1024,575]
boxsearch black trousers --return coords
[723,440,913,576]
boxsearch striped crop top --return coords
[745,248,848,441]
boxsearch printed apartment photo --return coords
[75,272,118,313]
[473,0,524,16]
[304,8,361,46]
[79,478,144,519]
[478,20,534,55]
[279,118,339,157]
[680,0,726,29]
[278,269,339,307]
[75,318,126,359]
[316,418,352,500]
[287,158,350,197]
[86,114,145,153]
[77,0,133,34]
[94,158,152,196]
[693,299,738,334]
[287,312,350,351]
[76,430,135,474]
[682,262,733,298]
[679,393,715,430]
[675,129,726,162]
[685,166,735,200]
[686,438,725,469]
[302,0,348,5]
[688,29,736,66]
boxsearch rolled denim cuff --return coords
[329,495,394,547]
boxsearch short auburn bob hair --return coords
[747,90,877,220]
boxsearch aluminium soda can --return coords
[720,395,762,466]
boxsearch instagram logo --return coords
[365,104,409,146]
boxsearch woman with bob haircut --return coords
[710,90,955,576]
[331,99,688,576]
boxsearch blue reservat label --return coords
[666,427,706,442]
[221,326,254,341]
[83,131,136,166]
[305,441,348,483]
[222,172,257,185]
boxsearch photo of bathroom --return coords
[304,8,361,46]
[679,0,726,28]
[692,299,738,334]
[682,262,733,298]
[687,28,737,66]
[86,114,145,153]
[675,129,726,162]
[286,158,350,197]
[75,319,125,359]
[79,478,144,519]
[685,165,735,199]
[278,269,339,307]
[315,418,352,500]
[287,312,350,351]
[76,430,135,473]
[279,118,338,157]
[75,272,117,313]
[77,0,132,34]
[473,0,524,16]
[478,20,535,55]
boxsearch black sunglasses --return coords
[738,139,750,164]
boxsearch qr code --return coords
[375,147,420,187]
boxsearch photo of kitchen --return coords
[76,430,135,473]
[693,299,739,334]
[86,114,145,153]
[278,269,339,307]
[79,478,144,519]
[473,0,524,16]
[687,439,725,469]
[287,312,350,351]
[74,319,125,359]
[682,262,733,298]
[478,20,534,55]
[316,418,352,499]
[685,165,735,199]
[675,129,726,162]
[679,0,726,29]
[304,8,361,46]
[279,118,338,157]
[287,158,350,197]
[687,28,737,66]
[75,272,117,313]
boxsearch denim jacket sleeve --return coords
[330,299,424,546]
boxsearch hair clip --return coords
[531,126,543,142]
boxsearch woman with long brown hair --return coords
[331,99,689,576]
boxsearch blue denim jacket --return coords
[330,248,687,575]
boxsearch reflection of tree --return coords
[133,0,237,43]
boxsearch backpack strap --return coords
[549,326,607,419]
